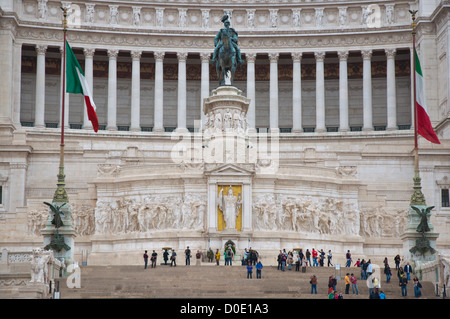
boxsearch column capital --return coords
[291,52,302,62]
[107,49,119,59]
[154,51,165,61]
[314,51,326,61]
[130,50,142,60]
[361,49,372,60]
[35,44,47,55]
[200,52,211,62]
[337,50,349,61]
[268,52,279,62]
[83,48,96,58]
[385,48,396,58]
[177,51,188,62]
[245,52,257,63]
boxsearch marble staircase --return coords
[56,263,439,299]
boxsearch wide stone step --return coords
[57,265,438,299]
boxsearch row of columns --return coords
[31,45,402,132]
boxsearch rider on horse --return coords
[210,15,244,65]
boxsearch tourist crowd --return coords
[143,247,424,298]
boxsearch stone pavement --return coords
[57,262,440,299]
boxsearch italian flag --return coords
[65,40,99,132]
[415,49,440,144]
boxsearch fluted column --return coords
[177,52,188,131]
[200,52,210,129]
[59,46,69,129]
[246,53,256,129]
[292,52,302,133]
[315,51,326,133]
[338,50,349,132]
[34,44,47,128]
[386,48,397,130]
[107,49,118,131]
[269,52,279,131]
[362,50,373,131]
[130,50,142,132]
[83,48,95,129]
[153,51,165,133]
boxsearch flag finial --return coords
[409,9,418,34]
[61,6,68,32]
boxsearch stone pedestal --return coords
[203,86,250,136]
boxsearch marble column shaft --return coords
[153,51,165,133]
[246,53,256,129]
[107,49,118,131]
[177,52,187,130]
[130,50,142,132]
[292,52,302,133]
[269,53,279,131]
[200,53,210,129]
[386,48,397,130]
[34,45,47,128]
[362,50,373,131]
[338,50,349,132]
[315,51,326,132]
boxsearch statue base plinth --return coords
[401,230,439,263]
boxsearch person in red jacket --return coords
[312,248,318,267]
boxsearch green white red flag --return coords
[65,40,99,132]
[415,49,440,144]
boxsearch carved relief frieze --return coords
[94,194,207,234]
[252,193,407,238]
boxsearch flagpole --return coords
[409,9,426,206]
[53,7,69,203]
[411,10,419,174]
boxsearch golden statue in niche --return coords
[217,185,242,231]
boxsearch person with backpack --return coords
[226,248,234,266]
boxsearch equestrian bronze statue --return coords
[211,15,244,86]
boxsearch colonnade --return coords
[26,45,408,133]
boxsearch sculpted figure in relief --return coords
[253,195,361,236]
[37,0,48,20]
[93,195,206,234]
[85,4,95,24]
[27,208,49,236]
